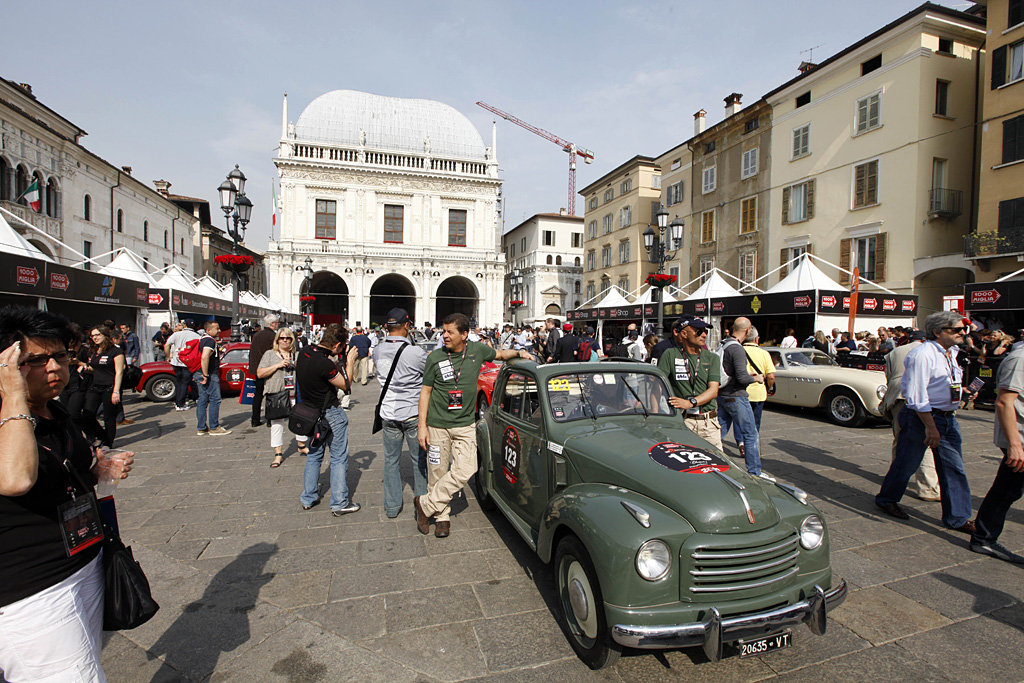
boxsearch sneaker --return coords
[970,540,1024,564]
[757,472,777,483]
[197,428,208,436]
[175,405,188,412]
[331,503,361,517]
[207,427,232,436]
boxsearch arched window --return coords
[574,280,581,294]
[116,209,124,233]
[15,165,28,204]
[143,220,149,242]
[45,177,59,218]
[180,238,185,254]
[83,194,91,222]
[556,255,562,265]
[546,255,553,265]
[164,230,168,248]
[0,158,9,201]
[574,257,581,267]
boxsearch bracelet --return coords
[0,414,37,429]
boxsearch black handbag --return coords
[373,342,409,434]
[101,519,160,630]
[289,391,332,437]
[265,390,291,421]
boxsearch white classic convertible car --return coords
[762,347,887,427]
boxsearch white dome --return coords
[295,90,488,160]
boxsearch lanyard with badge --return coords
[944,346,961,403]
[41,428,104,557]
[673,349,702,415]
[439,346,467,410]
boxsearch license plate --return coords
[738,630,791,658]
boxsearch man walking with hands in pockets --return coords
[414,313,532,538]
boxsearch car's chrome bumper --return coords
[611,579,847,662]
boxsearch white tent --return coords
[155,265,200,294]
[194,275,230,300]
[0,212,54,262]
[240,291,261,307]
[688,271,741,299]
[594,289,631,308]
[766,256,843,293]
[98,250,158,286]
[634,285,679,305]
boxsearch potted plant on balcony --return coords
[214,254,255,274]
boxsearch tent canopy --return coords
[0,212,54,262]
[767,256,843,293]
[193,275,230,299]
[156,264,199,293]
[594,289,630,308]
[634,285,678,305]
[688,271,740,299]
[98,250,158,286]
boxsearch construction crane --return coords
[477,101,594,216]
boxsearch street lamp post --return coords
[643,208,685,337]
[218,165,253,342]
[296,256,314,326]
[509,267,523,327]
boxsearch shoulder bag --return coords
[289,388,332,437]
[264,353,294,421]
[372,342,409,434]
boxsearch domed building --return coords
[267,90,504,328]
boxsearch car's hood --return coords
[562,419,781,533]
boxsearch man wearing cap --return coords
[658,316,721,448]
[373,308,430,519]
[415,313,534,538]
[165,318,200,412]
[555,323,578,362]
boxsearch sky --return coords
[4,0,975,249]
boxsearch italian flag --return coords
[17,179,40,212]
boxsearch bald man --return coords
[717,317,769,478]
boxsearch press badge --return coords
[438,360,455,382]
[448,389,463,410]
[58,492,103,557]
[950,382,962,403]
[283,373,295,390]
[674,359,690,381]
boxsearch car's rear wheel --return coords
[826,388,866,427]
[144,374,176,402]
[554,535,621,669]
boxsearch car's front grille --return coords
[685,532,800,598]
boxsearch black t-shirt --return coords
[89,345,123,387]
[200,336,219,376]
[651,338,675,363]
[555,333,579,362]
[296,345,340,408]
[0,400,100,607]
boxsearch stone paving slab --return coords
[92,382,1024,682]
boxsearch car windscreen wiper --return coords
[622,375,648,418]
[575,374,597,421]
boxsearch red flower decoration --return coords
[509,300,524,306]
[299,295,316,302]
[214,254,255,267]
[646,273,677,287]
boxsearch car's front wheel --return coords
[826,388,866,427]
[473,439,497,511]
[476,393,490,421]
[144,374,176,402]
[554,535,621,669]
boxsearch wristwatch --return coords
[689,397,698,408]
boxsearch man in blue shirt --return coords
[119,323,140,366]
[349,327,372,385]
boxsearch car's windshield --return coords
[223,349,248,364]
[783,350,836,368]
[546,371,673,422]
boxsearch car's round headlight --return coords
[635,540,671,581]
[876,385,887,399]
[799,515,825,550]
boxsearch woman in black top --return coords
[81,325,124,448]
[0,306,133,682]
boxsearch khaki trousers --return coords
[422,425,477,521]
[891,400,941,499]
[685,414,723,450]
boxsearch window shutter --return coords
[993,46,1008,89]
[869,96,880,128]
[806,179,816,219]
[875,232,887,282]
[779,248,790,279]
[867,162,878,204]
[999,199,1014,235]
[1011,0,1024,28]
[782,186,791,225]
[854,164,866,207]
[839,238,852,285]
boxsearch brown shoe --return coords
[117,418,135,425]
[413,496,430,535]
[434,520,450,538]
[950,520,977,535]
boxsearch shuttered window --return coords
[701,210,715,243]
[998,197,1024,236]
[1003,114,1024,164]
[702,166,717,193]
[741,148,759,179]
[783,180,815,224]
[1011,0,1024,29]
[839,234,886,284]
[856,93,882,134]
[853,160,879,208]
[740,197,757,234]
[779,245,810,279]
[792,124,810,159]
[993,41,1024,89]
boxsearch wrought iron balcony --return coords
[928,188,962,218]
[964,228,1024,258]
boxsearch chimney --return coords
[121,166,132,175]
[18,83,33,97]
[153,179,172,196]
[798,61,817,74]
[559,207,567,216]
[694,109,707,135]
[724,93,742,117]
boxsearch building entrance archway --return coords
[369,274,416,327]
[435,276,478,326]
[304,271,349,324]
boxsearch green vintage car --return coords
[475,359,847,669]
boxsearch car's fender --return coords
[537,483,695,608]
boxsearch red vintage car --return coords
[476,360,502,420]
[134,342,251,401]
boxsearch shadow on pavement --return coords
[145,542,277,682]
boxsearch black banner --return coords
[0,253,150,307]
[679,289,918,318]
[965,281,1024,311]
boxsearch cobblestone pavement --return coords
[97,382,1024,683]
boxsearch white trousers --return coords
[270,418,308,449]
[0,553,106,683]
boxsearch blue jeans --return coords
[196,373,220,430]
[301,405,351,510]
[876,408,972,528]
[719,395,762,474]
[382,416,428,517]
[733,400,765,443]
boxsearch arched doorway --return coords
[304,271,349,324]
[369,274,415,327]
[435,276,478,326]
[545,303,561,315]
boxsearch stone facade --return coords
[266,91,503,327]
[502,212,584,324]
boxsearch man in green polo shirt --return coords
[658,315,722,449]
[415,312,533,538]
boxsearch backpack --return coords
[714,338,740,387]
[610,342,632,359]
[575,337,594,362]
[177,337,204,373]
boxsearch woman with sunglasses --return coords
[256,327,307,467]
[80,325,125,449]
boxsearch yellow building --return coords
[579,156,661,302]
[966,0,1024,282]
[654,139,693,284]
[765,4,985,314]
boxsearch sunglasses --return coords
[21,351,72,367]
[280,337,295,341]
[944,326,967,333]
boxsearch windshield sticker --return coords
[648,442,729,474]
[548,378,571,392]
[502,426,521,484]
[548,440,564,454]
[592,374,604,385]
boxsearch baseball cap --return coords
[585,325,595,335]
[673,315,709,331]
[562,322,573,332]
[386,308,412,325]
[183,318,196,329]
